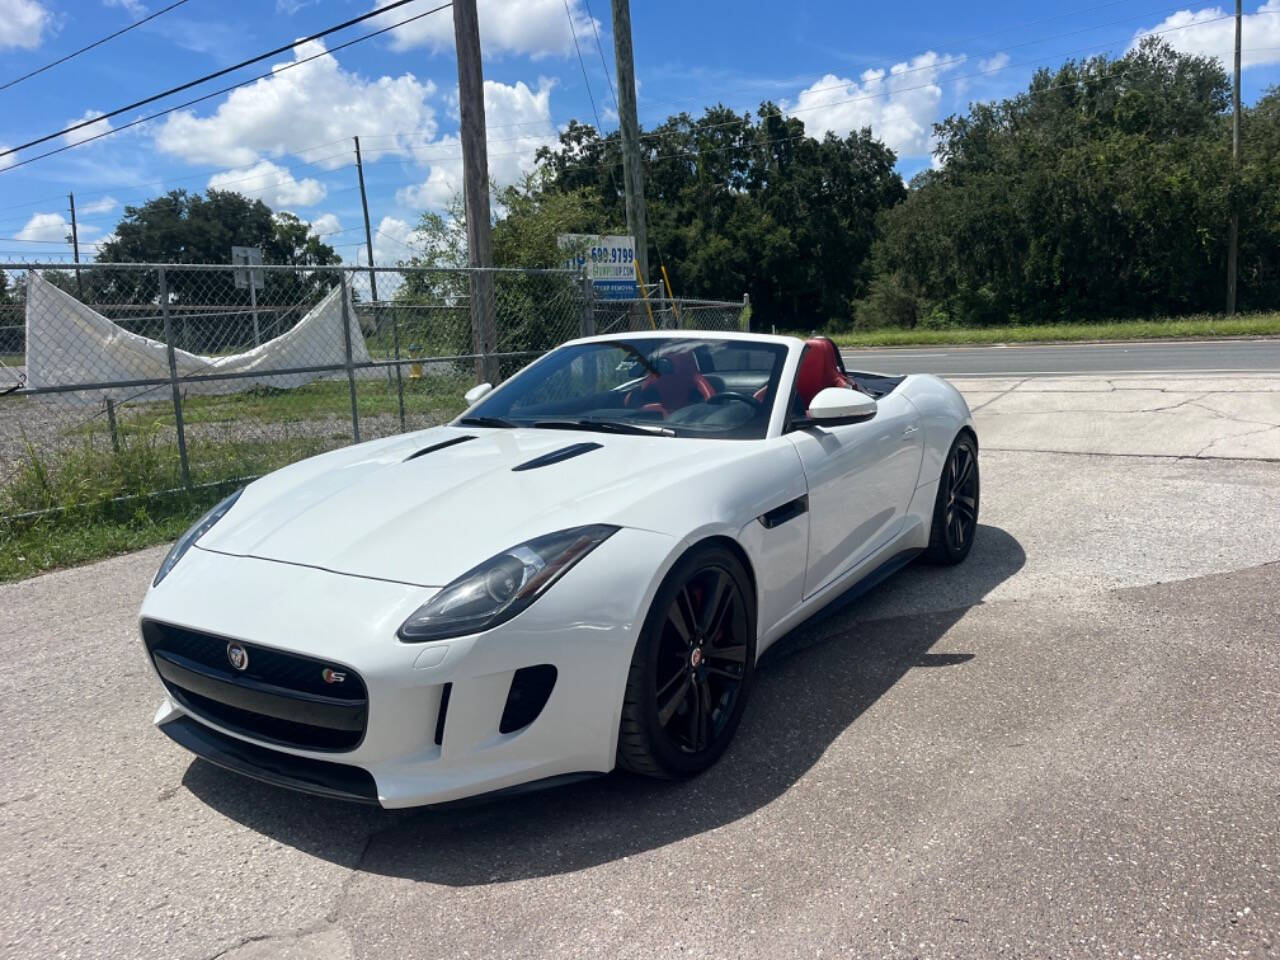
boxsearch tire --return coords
[924,432,980,565]
[617,544,757,779]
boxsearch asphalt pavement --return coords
[2,373,1279,959]
[842,336,1280,377]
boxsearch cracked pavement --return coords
[2,372,1279,959]
[955,374,1280,460]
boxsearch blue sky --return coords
[1,0,1278,266]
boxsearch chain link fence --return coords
[0,262,748,526]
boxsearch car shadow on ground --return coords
[183,523,1025,885]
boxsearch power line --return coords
[0,2,454,173]
[582,0,618,112]
[1,0,192,92]
[563,0,603,132]
[1,0,448,160]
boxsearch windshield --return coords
[461,337,788,439]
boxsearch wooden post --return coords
[157,267,191,489]
[68,192,83,298]
[610,0,649,289]
[1226,0,1242,316]
[340,275,361,444]
[453,0,499,385]
[356,134,404,430]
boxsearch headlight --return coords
[398,524,618,642]
[153,488,243,587]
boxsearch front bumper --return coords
[139,528,675,808]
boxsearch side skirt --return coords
[758,530,925,653]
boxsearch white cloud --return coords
[78,196,118,215]
[1131,0,1280,68]
[0,147,14,171]
[154,40,437,168]
[398,79,558,211]
[309,212,341,236]
[17,212,71,243]
[62,110,114,147]
[373,0,599,60]
[207,160,326,208]
[0,0,51,49]
[373,215,430,265]
[978,52,1011,73]
[103,0,146,17]
[784,52,965,160]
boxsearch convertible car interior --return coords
[481,335,906,439]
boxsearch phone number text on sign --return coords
[559,233,638,283]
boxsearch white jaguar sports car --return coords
[139,332,978,807]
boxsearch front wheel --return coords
[924,432,980,565]
[617,544,756,778]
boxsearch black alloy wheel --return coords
[925,432,980,565]
[618,544,756,778]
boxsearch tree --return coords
[528,105,905,329]
[394,173,606,358]
[91,190,341,310]
[861,39,1249,327]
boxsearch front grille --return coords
[142,619,368,752]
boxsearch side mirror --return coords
[463,382,493,405]
[807,387,877,425]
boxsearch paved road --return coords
[842,336,1280,377]
[3,377,1280,959]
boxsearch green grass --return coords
[0,492,226,583]
[827,312,1280,347]
[0,423,337,581]
[0,373,474,582]
[176,375,470,426]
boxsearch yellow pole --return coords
[660,262,680,324]
[634,262,658,330]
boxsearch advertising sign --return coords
[559,234,638,299]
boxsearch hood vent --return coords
[512,442,603,472]
[404,435,475,462]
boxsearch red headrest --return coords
[795,338,850,410]
[628,349,714,412]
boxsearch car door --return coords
[785,389,923,598]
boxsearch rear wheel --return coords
[617,544,756,778]
[924,432,980,565]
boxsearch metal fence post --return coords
[340,274,361,444]
[105,397,120,454]
[579,273,595,338]
[391,297,406,433]
[741,293,751,332]
[157,266,191,489]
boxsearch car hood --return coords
[196,426,750,586]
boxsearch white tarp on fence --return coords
[24,271,373,403]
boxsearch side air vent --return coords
[405,435,474,462]
[433,682,452,746]
[499,665,557,734]
[512,442,602,472]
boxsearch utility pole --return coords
[1226,0,1242,315]
[356,134,406,431]
[610,0,649,295]
[67,192,83,296]
[453,0,498,385]
[354,135,378,303]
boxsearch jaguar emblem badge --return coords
[226,642,249,672]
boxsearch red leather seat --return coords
[626,350,715,415]
[753,337,854,409]
[795,337,851,409]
